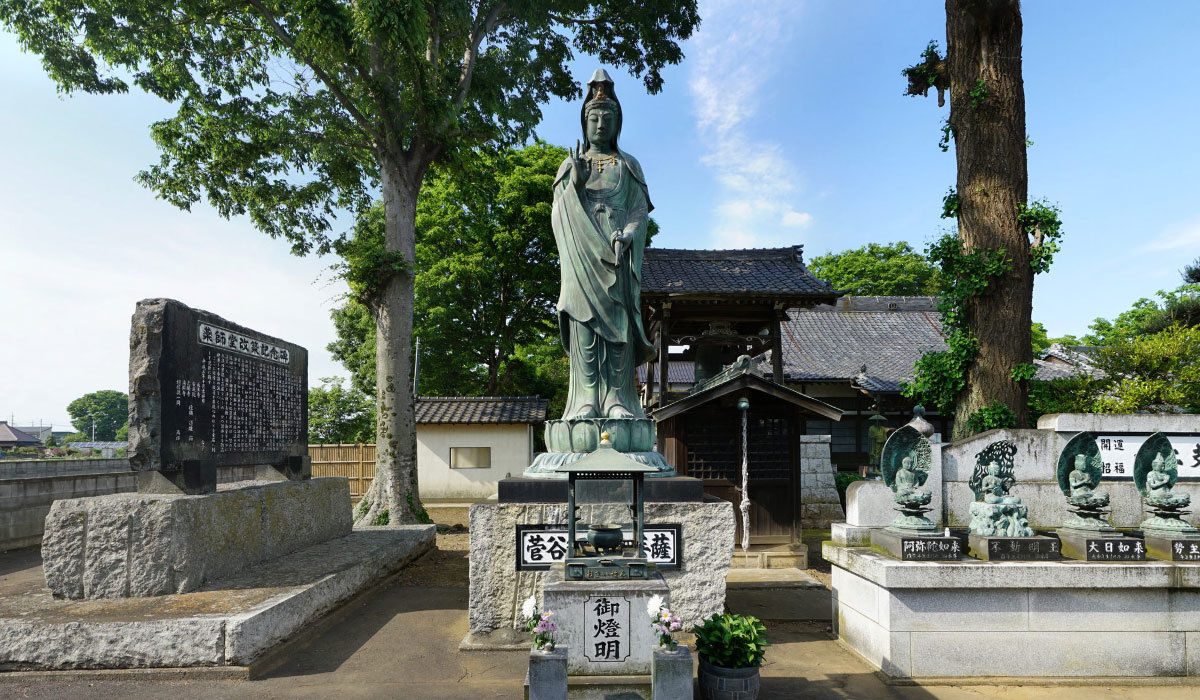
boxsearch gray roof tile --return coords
[641,246,837,297]
[415,396,548,424]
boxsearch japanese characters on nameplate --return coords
[1085,538,1146,561]
[900,537,962,560]
[585,596,630,663]
[1096,434,1200,480]
[515,525,681,570]
[1171,540,1200,562]
[198,322,291,365]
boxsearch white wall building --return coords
[415,396,548,501]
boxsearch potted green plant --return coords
[693,612,768,700]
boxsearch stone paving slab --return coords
[0,524,434,670]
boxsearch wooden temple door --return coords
[679,406,796,545]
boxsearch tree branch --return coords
[447,2,506,126]
[245,0,378,142]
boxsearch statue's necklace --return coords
[588,153,619,173]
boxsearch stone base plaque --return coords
[1142,532,1200,561]
[968,534,1061,561]
[1056,528,1146,561]
[871,529,962,561]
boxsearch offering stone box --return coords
[464,476,734,649]
[41,299,349,600]
[824,542,1200,679]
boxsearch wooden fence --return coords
[310,443,376,499]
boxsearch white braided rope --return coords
[740,405,751,554]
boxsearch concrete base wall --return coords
[825,542,1200,678]
[42,477,351,599]
[466,498,734,647]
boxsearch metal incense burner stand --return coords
[555,433,658,581]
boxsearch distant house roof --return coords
[640,246,838,299]
[415,396,548,425]
[777,299,1075,393]
[0,422,42,447]
[14,425,52,439]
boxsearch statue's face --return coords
[1152,454,1165,471]
[585,106,617,149]
[1075,454,1086,469]
[901,456,912,469]
[987,462,1000,476]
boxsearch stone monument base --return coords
[42,477,351,599]
[542,566,668,676]
[1,525,434,670]
[968,534,1061,561]
[464,497,733,650]
[1055,528,1146,561]
[1143,531,1200,561]
[825,542,1200,678]
[870,529,962,561]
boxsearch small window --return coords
[450,447,491,469]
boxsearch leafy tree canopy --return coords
[1083,284,1200,345]
[809,242,942,297]
[65,390,128,441]
[1030,324,1200,417]
[308,377,374,444]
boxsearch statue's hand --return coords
[610,228,633,247]
[570,140,590,190]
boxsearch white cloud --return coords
[1142,217,1200,252]
[688,0,811,248]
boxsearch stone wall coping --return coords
[823,542,1200,589]
[1037,413,1200,434]
[799,435,832,443]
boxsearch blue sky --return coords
[3,1,1199,429]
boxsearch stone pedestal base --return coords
[526,646,568,700]
[42,477,351,599]
[825,542,1200,678]
[542,567,668,675]
[465,499,733,649]
[831,522,873,546]
[1056,528,1146,561]
[652,646,693,700]
[871,529,962,561]
[968,534,1061,561]
[1143,532,1200,561]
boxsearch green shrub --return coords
[693,612,768,669]
[835,471,865,506]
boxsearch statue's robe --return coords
[551,150,655,419]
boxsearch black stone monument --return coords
[128,298,309,494]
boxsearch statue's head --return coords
[901,455,912,470]
[986,462,1001,476]
[1074,453,1087,470]
[1152,453,1166,471]
[580,69,622,150]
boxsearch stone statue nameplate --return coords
[515,524,681,570]
[1082,537,1146,561]
[872,529,963,561]
[968,535,1061,561]
[128,299,308,480]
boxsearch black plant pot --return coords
[697,657,760,700]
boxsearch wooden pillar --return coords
[658,305,671,402]
[770,315,784,385]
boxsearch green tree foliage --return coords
[2,0,699,525]
[329,142,575,417]
[1182,256,1200,284]
[1030,322,1050,355]
[308,377,374,444]
[1029,325,1200,416]
[65,390,128,441]
[809,242,942,296]
[1084,284,1200,345]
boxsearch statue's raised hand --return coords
[570,140,590,190]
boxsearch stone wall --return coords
[0,463,258,552]
[826,543,1200,678]
[465,497,734,648]
[42,477,351,598]
[799,435,845,528]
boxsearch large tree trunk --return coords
[355,153,426,525]
[946,0,1032,440]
